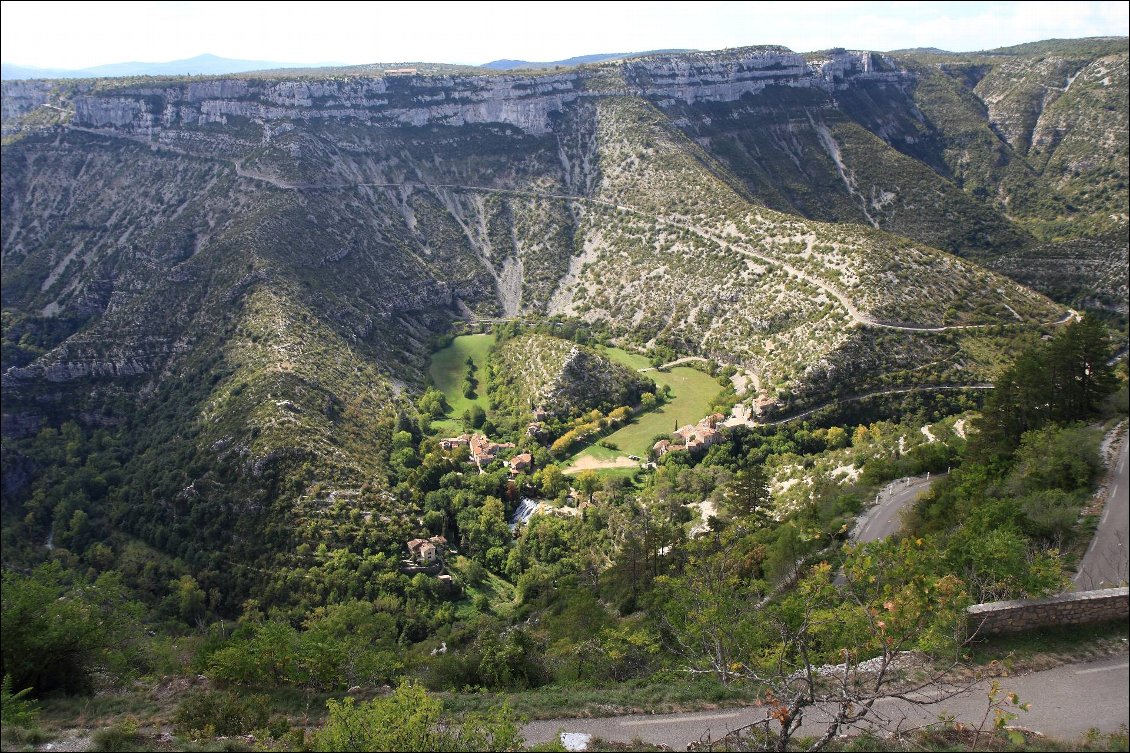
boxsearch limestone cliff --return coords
[2,47,910,140]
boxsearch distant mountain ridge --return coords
[2,49,700,81]
[481,49,695,70]
[1,53,327,80]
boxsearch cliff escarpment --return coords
[2,47,908,139]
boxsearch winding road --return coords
[734,385,993,429]
[637,355,711,372]
[852,473,941,544]
[832,473,940,585]
[521,654,1130,749]
[1075,434,1129,590]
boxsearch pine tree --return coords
[722,465,771,524]
[976,316,1116,457]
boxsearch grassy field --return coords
[428,334,496,435]
[426,337,726,460]
[571,347,728,464]
[601,347,654,371]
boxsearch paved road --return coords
[831,474,940,587]
[853,473,940,544]
[522,653,1130,749]
[1075,437,1129,590]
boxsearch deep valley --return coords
[1,36,1127,752]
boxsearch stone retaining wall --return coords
[967,587,1128,636]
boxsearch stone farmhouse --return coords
[509,452,533,474]
[407,534,448,564]
[438,432,515,465]
[654,412,727,457]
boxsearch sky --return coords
[1,0,1127,69]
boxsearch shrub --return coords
[265,714,291,739]
[174,690,269,737]
[0,726,50,747]
[90,718,143,752]
[310,681,519,752]
[1,564,141,695]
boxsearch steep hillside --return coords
[489,333,653,420]
[668,77,1032,257]
[551,94,1062,401]
[895,39,1129,242]
[653,40,1128,317]
[985,232,1129,318]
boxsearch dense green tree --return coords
[650,549,762,686]
[1007,423,1101,494]
[721,466,771,524]
[207,619,299,685]
[299,601,402,689]
[539,464,567,497]
[1,563,141,695]
[168,574,207,625]
[416,388,449,420]
[460,497,511,564]
[977,317,1115,456]
[575,470,600,504]
[1045,316,1117,422]
[462,404,487,431]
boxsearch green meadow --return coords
[572,347,728,462]
[428,333,496,435]
[426,337,727,462]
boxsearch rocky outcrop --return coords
[0,79,53,122]
[490,333,654,420]
[623,47,904,104]
[1,337,180,386]
[24,73,585,136]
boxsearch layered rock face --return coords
[3,42,1115,408]
[0,79,53,121]
[622,47,902,103]
[2,48,907,138]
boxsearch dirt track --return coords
[563,455,639,474]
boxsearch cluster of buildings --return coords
[439,432,533,474]
[652,412,727,457]
[439,433,513,462]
